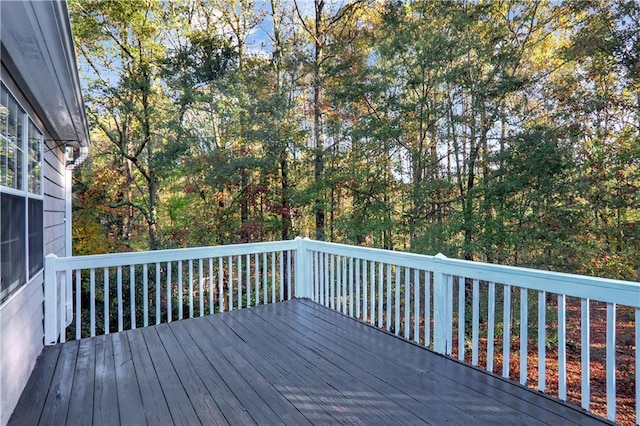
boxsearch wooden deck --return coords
[10,299,609,425]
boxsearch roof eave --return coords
[0,0,90,148]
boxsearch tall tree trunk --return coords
[141,61,159,250]
[280,150,291,241]
[462,94,478,261]
[314,0,326,241]
[271,0,292,243]
[148,173,159,250]
[383,139,393,250]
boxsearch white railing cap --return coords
[51,238,639,307]
[54,240,298,270]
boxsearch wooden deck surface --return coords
[10,299,609,425]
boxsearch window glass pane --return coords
[0,85,44,302]
[28,121,41,194]
[7,97,16,142]
[1,192,26,302]
[0,136,7,187]
[16,104,24,191]
[0,87,7,136]
[28,198,43,278]
[0,87,7,187]
[6,100,17,188]
[2,92,24,190]
[16,143,23,190]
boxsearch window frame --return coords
[0,81,44,304]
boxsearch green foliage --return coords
[70,0,639,281]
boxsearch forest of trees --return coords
[69,0,639,281]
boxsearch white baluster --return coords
[581,298,590,410]
[502,284,511,378]
[487,281,495,372]
[75,270,81,339]
[104,267,109,334]
[458,277,465,361]
[91,268,96,336]
[606,302,616,421]
[117,266,123,332]
[472,279,479,366]
[558,294,566,400]
[130,265,135,329]
[538,291,546,391]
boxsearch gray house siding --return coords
[43,145,67,257]
[0,68,69,426]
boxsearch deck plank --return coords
[93,334,119,426]
[170,319,257,425]
[139,325,201,425]
[286,300,562,423]
[112,331,146,425]
[127,328,173,424]
[207,313,362,424]
[154,322,228,425]
[66,338,96,426]
[276,302,524,419]
[203,319,316,425]
[213,309,425,425]
[235,305,453,425]
[8,345,61,426]
[39,340,79,426]
[292,299,602,425]
[9,299,612,426]
[183,313,289,425]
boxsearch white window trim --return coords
[1,80,45,305]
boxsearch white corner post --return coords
[433,253,452,355]
[294,237,304,298]
[44,253,59,346]
[295,237,312,299]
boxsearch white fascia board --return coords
[0,1,90,148]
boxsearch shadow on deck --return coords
[10,299,610,425]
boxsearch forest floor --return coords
[449,300,636,425]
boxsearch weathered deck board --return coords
[208,312,367,424]
[216,306,438,424]
[112,331,146,425]
[9,299,611,425]
[127,328,173,424]
[242,301,557,425]
[279,300,584,425]
[140,325,201,425]
[66,338,96,426]
[93,334,119,426]
[291,300,598,425]
[9,345,61,426]
[39,340,78,426]
[169,320,257,425]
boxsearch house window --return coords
[0,83,43,303]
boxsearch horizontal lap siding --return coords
[0,277,44,425]
[43,142,67,258]
[44,224,66,253]
[1,119,68,425]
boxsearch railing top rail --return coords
[303,239,435,267]
[433,256,640,307]
[50,237,639,307]
[52,240,298,271]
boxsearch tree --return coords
[68,0,638,281]
[71,0,172,249]
[294,0,365,240]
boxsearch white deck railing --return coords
[303,239,639,424]
[44,238,639,423]
[45,240,302,344]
